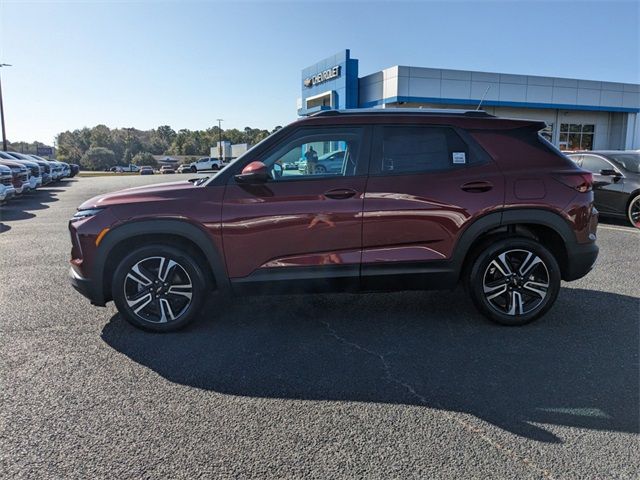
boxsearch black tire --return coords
[190,166,197,173]
[315,164,327,173]
[112,245,209,332]
[627,194,640,229]
[467,237,560,326]
[212,165,220,171]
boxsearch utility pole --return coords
[216,118,223,161]
[0,64,11,152]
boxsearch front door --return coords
[579,154,626,214]
[221,126,369,293]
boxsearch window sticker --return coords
[452,152,466,164]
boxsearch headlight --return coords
[71,208,104,221]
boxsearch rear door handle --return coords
[461,181,493,193]
[324,188,357,200]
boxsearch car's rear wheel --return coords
[467,237,560,326]
[627,194,640,229]
[315,164,326,173]
[112,245,209,332]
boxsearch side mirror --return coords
[235,161,270,183]
[600,169,620,177]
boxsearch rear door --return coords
[361,124,504,289]
[221,125,370,292]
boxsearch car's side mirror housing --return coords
[600,168,621,177]
[235,161,270,183]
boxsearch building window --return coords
[559,124,594,151]
[540,124,554,143]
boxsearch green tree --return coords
[81,147,115,170]
[90,124,112,148]
[132,151,158,168]
[57,128,91,164]
[155,125,176,145]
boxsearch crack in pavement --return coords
[320,320,556,480]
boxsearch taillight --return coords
[554,172,593,193]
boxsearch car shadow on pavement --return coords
[101,287,639,443]
[0,189,60,222]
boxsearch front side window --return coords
[607,153,640,173]
[258,127,363,180]
[378,126,473,174]
[559,124,595,151]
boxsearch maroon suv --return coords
[69,109,598,331]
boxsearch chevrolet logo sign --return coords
[304,65,340,88]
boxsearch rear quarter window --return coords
[469,126,576,169]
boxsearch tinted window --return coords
[380,126,471,174]
[581,155,611,173]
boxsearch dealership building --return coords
[298,50,640,150]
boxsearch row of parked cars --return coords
[0,151,78,203]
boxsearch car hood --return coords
[79,180,198,209]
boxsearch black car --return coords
[566,150,640,228]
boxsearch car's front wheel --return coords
[467,238,561,326]
[190,166,197,173]
[627,194,640,229]
[112,245,209,332]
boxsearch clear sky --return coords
[1,0,638,144]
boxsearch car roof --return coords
[298,108,546,130]
[577,150,640,154]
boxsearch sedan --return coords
[139,166,154,175]
[566,150,640,228]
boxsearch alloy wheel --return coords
[629,197,640,229]
[482,249,550,316]
[123,256,193,324]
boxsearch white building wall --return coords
[359,65,640,150]
[626,113,639,149]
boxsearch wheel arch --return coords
[625,189,640,222]
[454,208,576,281]
[93,219,229,305]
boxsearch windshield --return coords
[607,153,640,173]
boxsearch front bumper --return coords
[563,241,599,281]
[0,187,15,202]
[69,266,105,306]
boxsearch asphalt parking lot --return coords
[1,175,638,479]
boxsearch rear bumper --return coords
[69,266,105,306]
[563,241,599,281]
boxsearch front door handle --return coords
[461,181,493,193]
[324,188,357,200]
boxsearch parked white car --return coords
[111,164,140,173]
[0,164,16,202]
[188,157,225,172]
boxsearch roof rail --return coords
[310,108,494,118]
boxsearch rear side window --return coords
[581,155,611,173]
[376,126,478,174]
